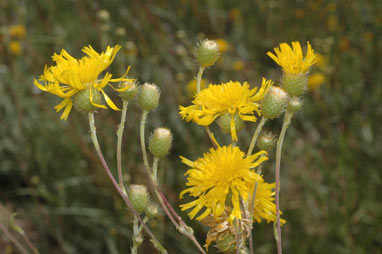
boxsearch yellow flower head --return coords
[34,45,132,120]
[267,41,316,75]
[9,41,21,55]
[9,25,26,39]
[180,145,282,223]
[179,79,272,141]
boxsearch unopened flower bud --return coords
[195,39,220,68]
[287,97,303,113]
[281,73,308,96]
[257,131,276,151]
[146,203,159,218]
[217,113,244,135]
[138,83,160,112]
[149,128,173,158]
[215,232,236,253]
[128,185,149,213]
[73,88,102,113]
[261,86,288,119]
[119,80,139,101]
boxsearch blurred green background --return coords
[0,0,381,253]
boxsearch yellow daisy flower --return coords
[180,145,274,222]
[179,79,272,141]
[267,41,316,75]
[34,45,132,120]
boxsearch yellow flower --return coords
[9,25,26,39]
[180,145,282,223]
[34,45,132,120]
[179,79,272,141]
[9,41,21,55]
[308,72,325,90]
[216,38,230,53]
[267,41,316,75]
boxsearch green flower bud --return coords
[217,113,245,135]
[73,88,102,113]
[148,128,173,158]
[287,97,303,113]
[138,83,160,112]
[119,80,139,101]
[215,232,236,253]
[281,73,308,96]
[128,185,149,213]
[146,203,159,218]
[257,131,276,151]
[195,39,220,68]
[261,86,288,119]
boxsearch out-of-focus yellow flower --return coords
[295,9,304,19]
[339,37,350,51]
[308,72,325,90]
[267,41,316,75]
[9,41,21,55]
[327,16,339,31]
[232,60,244,71]
[216,38,230,53]
[9,25,26,39]
[180,145,272,222]
[186,78,208,98]
[34,45,132,120]
[179,79,272,141]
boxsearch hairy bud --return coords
[138,83,160,112]
[128,185,149,213]
[149,128,173,158]
[195,39,220,68]
[261,86,288,119]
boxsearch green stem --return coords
[153,157,159,183]
[88,113,167,254]
[140,111,150,172]
[131,216,143,254]
[117,101,128,192]
[196,66,205,93]
[274,111,293,254]
[247,117,267,157]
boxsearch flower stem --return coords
[117,101,128,191]
[247,117,267,157]
[139,115,206,254]
[196,66,205,93]
[275,110,293,254]
[88,113,167,254]
[140,111,150,172]
[0,222,28,254]
[131,216,145,254]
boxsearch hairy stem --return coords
[88,113,167,254]
[117,101,128,191]
[140,111,150,172]
[139,114,206,254]
[275,110,293,254]
[196,66,205,93]
[247,117,267,157]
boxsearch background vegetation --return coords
[0,0,381,253]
